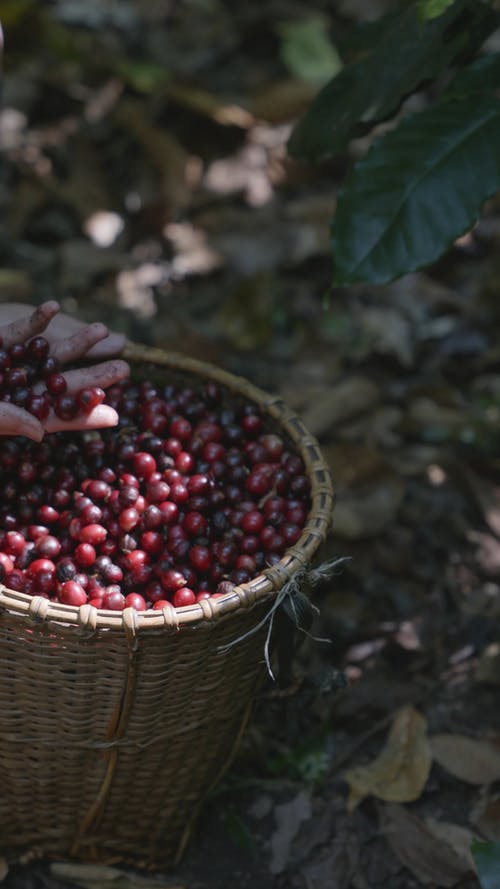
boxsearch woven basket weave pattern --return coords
[0,344,333,866]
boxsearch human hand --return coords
[0,301,129,441]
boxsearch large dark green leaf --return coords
[472,840,500,889]
[445,52,500,99]
[331,95,500,285]
[288,0,498,162]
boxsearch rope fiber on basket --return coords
[218,557,350,683]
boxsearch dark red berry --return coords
[27,337,50,360]
[77,387,105,414]
[53,394,78,421]
[124,592,147,611]
[59,581,87,606]
[172,587,196,607]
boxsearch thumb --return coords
[0,402,44,442]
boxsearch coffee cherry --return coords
[183,512,207,537]
[74,543,96,567]
[53,394,78,421]
[27,558,56,576]
[88,596,104,608]
[77,387,105,414]
[79,524,107,545]
[170,418,192,441]
[119,508,140,532]
[35,535,61,559]
[56,559,77,582]
[217,581,235,596]
[101,563,123,584]
[7,569,25,591]
[27,393,51,421]
[159,502,178,524]
[133,452,157,479]
[241,510,264,534]
[102,588,125,610]
[0,553,15,576]
[0,376,311,609]
[27,337,50,360]
[172,587,196,607]
[86,481,111,501]
[156,568,184,593]
[189,545,211,573]
[140,531,163,555]
[175,451,194,474]
[59,581,87,606]
[143,505,162,529]
[46,374,67,396]
[38,505,60,524]
[5,531,26,557]
[124,593,147,611]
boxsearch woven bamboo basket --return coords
[0,343,333,868]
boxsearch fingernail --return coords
[91,323,108,337]
[40,300,60,315]
[28,427,44,443]
[116,360,130,377]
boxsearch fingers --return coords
[0,304,126,358]
[0,402,44,442]
[86,331,127,359]
[50,322,109,364]
[22,311,125,355]
[57,359,130,394]
[0,301,60,349]
[44,404,120,435]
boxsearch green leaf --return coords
[445,52,500,99]
[472,840,500,889]
[337,14,400,63]
[418,0,456,21]
[279,15,342,86]
[332,95,500,285]
[288,1,498,161]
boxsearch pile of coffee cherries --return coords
[0,376,311,611]
[0,334,105,421]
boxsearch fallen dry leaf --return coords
[344,705,432,812]
[431,734,500,785]
[381,804,475,887]
[425,817,476,873]
[0,858,8,882]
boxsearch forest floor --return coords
[2,2,500,887]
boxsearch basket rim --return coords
[0,342,334,633]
